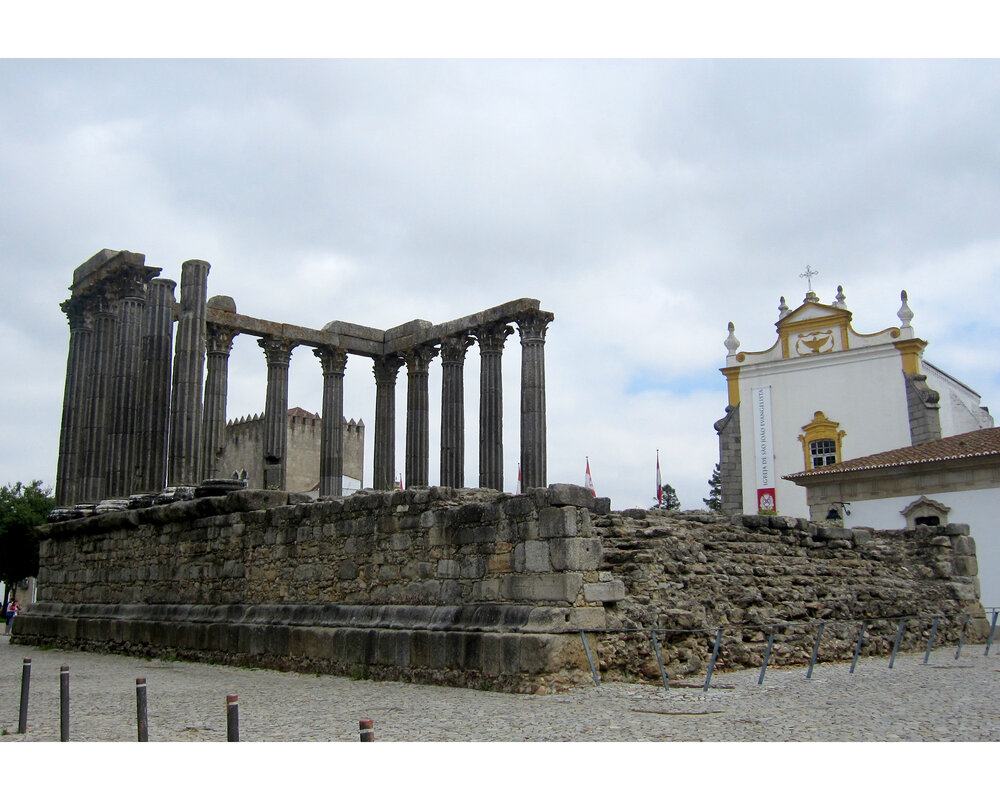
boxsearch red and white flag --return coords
[516,463,522,494]
[396,473,404,491]
[656,450,662,507]
[584,457,596,497]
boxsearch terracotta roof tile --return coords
[784,426,1000,480]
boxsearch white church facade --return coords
[715,285,993,520]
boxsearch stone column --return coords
[80,294,118,503]
[372,354,404,490]
[515,310,554,490]
[315,346,348,496]
[55,298,94,506]
[439,334,473,488]
[405,344,438,489]
[259,336,297,490]
[135,278,177,493]
[474,322,512,491]
[106,270,149,498]
[201,322,239,480]
[167,260,210,487]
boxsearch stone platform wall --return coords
[15,489,988,693]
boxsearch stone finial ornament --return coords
[833,285,846,309]
[724,321,740,355]
[778,296,790,319]
[897,289,914,336]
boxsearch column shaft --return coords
[372,355,404,490]
[316,347,348,496]
[259,336,297,490]
[80,299,117,502]
[135,278,176,493]
[475,323,511,491]
[167,260,210,486]
[516,310,554,490]
[202,324,239,480]
[439,335,472,488]
[55,299,94,506]
[405,345,437,489]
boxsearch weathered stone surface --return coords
[549,537,602,571]
[501,574,583,603]
[537,506,579,539]
[513,541,551,573]
[583,580,626,603]
[546,483,595,509]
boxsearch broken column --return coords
[515,310,554,490]
[315,346,348,496]
[167,260,210,487]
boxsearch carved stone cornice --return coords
[314,346,348,376]
[373,353,405,386]
[206,323,240,356]
[258,335,297,366]
[473,322,513,354]
[439,334,474,365]
[514,310,554,343]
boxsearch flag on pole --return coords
[584,457,596,497]
[656,450,662,507]
[516,462,522,494]
[396,473,404,491]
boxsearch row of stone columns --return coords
[57,253,553,504]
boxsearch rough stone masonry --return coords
[16,485,989,693]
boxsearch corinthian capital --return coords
[473,322,513,354]
[206,323,239,355]
[439,334,474,365]
[314,345,348,376]
[405,344,438,376]
[258,335,297,366]
[514,309,554,342]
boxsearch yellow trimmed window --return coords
[798,411,845,470]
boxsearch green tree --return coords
[703,463,722,511]
[656,484,680,511]
[0,481,54,607]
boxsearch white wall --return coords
[845,487,1000,608]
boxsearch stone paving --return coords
[0,637,996,742]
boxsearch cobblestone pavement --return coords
[0,638,997,742]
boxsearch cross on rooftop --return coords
[799,265,819,292]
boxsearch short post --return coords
[923,617,940,664]
[758,627,776,685]
[359,718,374,742]
[703,627,723,693]
[955,613,969,660]
[579,631,601,687]
[888,618,906,669]
[226,694,239,742]
[985,610,998,657]
[648,631,669,691]
[17,658,31,735]
[59,665,70,742]
[136,678,149,742]
[850,621,868,674]
[806,622,825,680]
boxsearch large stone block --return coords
[583,580,625,603]
[549,537,601,571]
[546,484,595,509]
[538,506,578,539]
[501,573,583,603]
[513,540,551,573]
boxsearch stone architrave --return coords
[80,294,118,503]
[372,354,404,490]
[439,334,473,488]
[55,298,94,506]
[167,260,211,487]
[474,322,512,491]
[515,310,554,490]
[135,278,177,493]
[201,319,240,480]
[315,346,348,496]
[405,344,438,489]
[106,268,152,498]
[259,336,297,490]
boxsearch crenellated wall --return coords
[16,487,988,693]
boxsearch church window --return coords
[798,411,846,471]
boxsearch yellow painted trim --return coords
[797,411,846,470]
[721,366,741,406]
[778,310,852,359]
[894,339,927,376]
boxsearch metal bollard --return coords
[924,617,940,664]
[955,613,969,659]
[985,610,998,657]
[359,718,374,742]
[17,658,31,735]
[136,678,149,742]
[703,627,723,692]
[758,627,776,685]
[888,618,906,669]
[806,622,825,680]
[850,621,868,674]
[226,694,239,742]
[59,665,70,742]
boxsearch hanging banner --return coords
[751,385,777,515]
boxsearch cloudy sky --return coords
[2,55,999,510]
